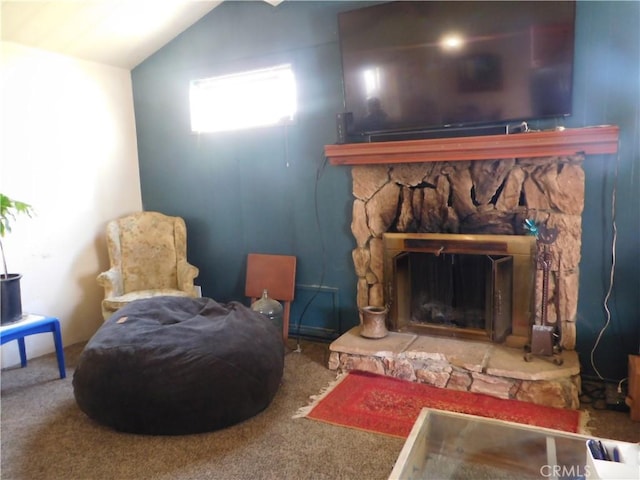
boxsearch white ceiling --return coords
[1,1,271,70]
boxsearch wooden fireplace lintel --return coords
[325,125,619,165]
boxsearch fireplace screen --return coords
[384,233,536,344]
[402,252,512,341]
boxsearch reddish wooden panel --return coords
[245,253,297,341]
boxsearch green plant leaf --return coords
[0,193,34,238]
[0,193,35,277]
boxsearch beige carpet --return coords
[2,340,638,480]
[1,341,403,480]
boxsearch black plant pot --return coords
[1,273,23,325]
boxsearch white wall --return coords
[1,42,142,368]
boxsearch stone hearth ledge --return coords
[328,327,581,409]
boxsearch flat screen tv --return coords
[337,1,576,142]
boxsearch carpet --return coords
[295,370,588,438]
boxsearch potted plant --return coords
[0,193,34,324]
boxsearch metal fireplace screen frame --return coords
[383,233,537,346]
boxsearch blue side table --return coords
[0,314,66,379]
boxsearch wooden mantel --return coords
[325,125,619,165]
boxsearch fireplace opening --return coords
[398,252,513,342]
[384,233,536,346]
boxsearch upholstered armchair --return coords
[97,211,200,320]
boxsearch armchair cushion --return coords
[97,212,199,320]
[102,289,194,313]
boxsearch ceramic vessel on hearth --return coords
[359,305,389,339]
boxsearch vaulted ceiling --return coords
[1,1,282,70]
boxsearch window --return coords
[190,64,296,133]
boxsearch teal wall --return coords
[570,1,640,381]
[132,1,639,381]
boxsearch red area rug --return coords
[296,370,586,438]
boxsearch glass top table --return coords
[389,408,614,480]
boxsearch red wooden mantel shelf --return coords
[325,125,619,165]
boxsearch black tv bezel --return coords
[336,1,576,143]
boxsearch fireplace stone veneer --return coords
[349,155,585,350]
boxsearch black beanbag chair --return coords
[73,296,284,435]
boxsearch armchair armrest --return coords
[97,268,124,298]
[177,260,199,295]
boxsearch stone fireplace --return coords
[323,127,619,409]
[350,155,584,350]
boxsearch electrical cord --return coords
[617,377,628,394]
[291,152,330,352]
[589,150,619,380]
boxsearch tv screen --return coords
[338,1,576,141]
